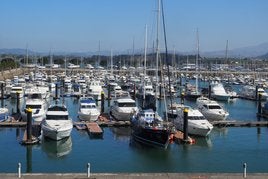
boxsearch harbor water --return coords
[0,89,267,173]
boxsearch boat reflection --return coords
[193,136,212,148]
[212,127,229,137]
[110,127,131,141]
[41,137,72,158]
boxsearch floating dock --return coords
[212,120,268,127]
[86,122,103,137]
[172,130,195,144]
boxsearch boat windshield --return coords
[29,93,42,99]
[81,104,96,109]
[208,105,222,109]
[26,105,42,109]
[46,115,69,120]
[118,102,136,107]
[188,116,206,120]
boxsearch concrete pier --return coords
[0,173,268,179]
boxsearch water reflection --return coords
[194,137,212,148]
[41,137,72,158]
[110,127,131,141]
[212,127,229,137]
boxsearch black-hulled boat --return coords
[131,109,171,149]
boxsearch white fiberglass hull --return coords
[174,120,213,137]
[42,120,73,141]
[110,109,133,121]
[201,111,229,121]
[78,111,100,122]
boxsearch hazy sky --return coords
[0,0,267,53]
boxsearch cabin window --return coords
[46,115,69,120]
[188,116,206,120]
[208,105,221,109]
[26,105,42,109]
[118,102,136,107]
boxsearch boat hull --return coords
[131,126,170,149]
[42,122,73,141]
[78,112,99,122]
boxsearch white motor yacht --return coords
[10,86,24,99]
[110,97,137,121]
[211,82,231,101]
[41,104,73,141]
[87,80,103,100]
[78,97,100,122]
[174,105,213,137]
[196,96,229,121]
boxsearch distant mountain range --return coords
[1,42,268,58]
[200,42,268,58]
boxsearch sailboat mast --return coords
[110,49,113,76]
[143,25,148,107]
[195,28,200,93]
[155,0,161,98]
[225,40,229,71]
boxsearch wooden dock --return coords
[86,122,103,137]
[172,130,195,144]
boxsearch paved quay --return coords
[1,173,268,179]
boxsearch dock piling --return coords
[16,92,20,114]
[133,83,136,100]
[258,93,262,115]
[101,91,104,113]
[243,163,247,178]
[183,107,189,141]
[1,82,3,107]
[208,84,211,99]
[108,84,111,107]
[87,163,91,178]
[255,86,259,101]
[26,108,33,142]
[18,162,21,178]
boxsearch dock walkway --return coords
[0,173,268,179]
[86,122,103,136]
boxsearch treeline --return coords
[1,53,266,70]
[0,58,19,71]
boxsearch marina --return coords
[0,66,267,174]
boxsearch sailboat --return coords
[131,24,171,149]
[185,29,201,100]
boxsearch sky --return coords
[0,0,268,54]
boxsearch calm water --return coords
[0,88,268,173]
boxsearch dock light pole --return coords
[183,107,189,141]
[87,163,91,178]
[26,108,33,142]
[243,162,247,178]
[18,162,21,178]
